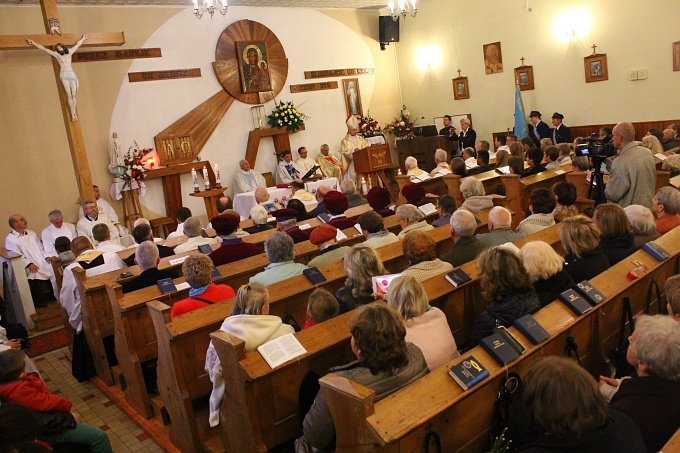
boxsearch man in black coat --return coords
[123,223,175,267]
[551,112,572,144]
[439,115,459,145]
[458,117,476,152]
[528,110,550,147]
[121,241,177,293]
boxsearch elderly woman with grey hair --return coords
[405,156,426,177]
[249,232,307,286]
[623,205,660,249]
[173,216,219,254]
[662,153,680,178]
[430,148,451,176]
[340,179,367,208]
[653,186,680,234]
[459,177,494,214]
[396,204,434,239]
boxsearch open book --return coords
[257,333,307,369]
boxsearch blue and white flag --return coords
[514,85,528,139]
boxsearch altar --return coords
[233,177,339,218]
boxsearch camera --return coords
[574,133,616,159]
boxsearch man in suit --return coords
[458,117,476,152]
[528,110,550,147]
[124,223,175,267]
[439,115,459,145]
[121,241,177,293]
[551,112,572,144]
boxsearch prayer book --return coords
[157,278,177,294]
[417,203,437,216]
[513,315,550,345]
[198,244,213,254]
[445,268,472,287]
[303,267,327,285]
[574,280,606,306]
[642,241,670,261]
[480,332,521,365]
[559,289,593,315]
[448,356,489,390]
[257,333,307,369]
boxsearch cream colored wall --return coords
[396,0,680,146]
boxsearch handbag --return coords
[491,373,539,452]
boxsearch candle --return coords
[203,167,210,190]
[360,177,367,195]
[214,164,221,187]
[193,0,198,9]
[192,168,199,192]
[397,169,402,176]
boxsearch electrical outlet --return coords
[629,71,638,81]
[637,69,648,80]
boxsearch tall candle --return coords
[193,0,198,9]
[203,167,210,190]
[214,164,221,187]
[192,168,199,192]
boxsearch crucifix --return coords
[591,44,598,55]
[520,56,525,66]
[0,0,125,204]
[457,69,462,77]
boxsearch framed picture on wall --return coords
[483,42,503,74]
[514,65,534,91]
[452,77,470,100]
[674,41,680,72]
[342,78,363,117]
[236,41,272,94]
[584,53,608,83]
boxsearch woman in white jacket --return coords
[205,282,294,426]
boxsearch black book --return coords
[493,326,526,355]
[198,244,213,254]
[559,289,593,315]
[480,332,521,365]
[201,229,209,238]
[642,241,670,261]
[448,356,489,391]
[513,314,550,345]
[445,268,472,287]
[156,278,177,295]
[303,267,327,285]
[574,280,606,306]
[317,213,331,224]
[211,267,221,280]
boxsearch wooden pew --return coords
[320,228,680,453]
[501,168,571,227]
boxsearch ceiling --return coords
[0,0,387,9]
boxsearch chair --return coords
[150,217,175,239]
[262,172,275,188]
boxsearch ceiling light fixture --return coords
[388,0,417,21]
[193,0,228,20]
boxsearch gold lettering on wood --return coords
[179,137,192,157]
[74,48,162,62]
[290,81,339,93]
[161,139,175,161]
[304,68,374,79]
[127,68,201,83]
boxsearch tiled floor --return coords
[33,347,165,453]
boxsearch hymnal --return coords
[445,268,472,287]
[654,152,667,161]
[493,326,526,355]
[156,278,177,294]
[574,280,606,305]
[513,314,550,345]
[413,173,431,182]
[559,289,593,315]
[317,213,331,224]
[480,332,521,365]
[642,241,670,261]
[210,267,221,280]
[301,164,321,180]
[257,333,307,369]
[448,356,489,390]
[418,203,437,216]
[198,244,213,254]
[303,267,327,285]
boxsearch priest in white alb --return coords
[295,147,317,175]
[77,200,121,246]
[234,159,267,194]
[276,149,304,184]
[315,143,343,182]
[41,209,78,259]
[339,115,370,182]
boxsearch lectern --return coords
[353,144,393,195]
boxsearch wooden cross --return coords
[0,0,125,204]
[520,57,525,66]
[457,69,462,77]
[591,44,598,55]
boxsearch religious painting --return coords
[674,41,680,72]
[584,53,608,83]
[514,65,535,91]
[452,77,469,100]
[483,42,503,74]
[236,41,272,94]
[342,78,363,117]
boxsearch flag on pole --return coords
[514,84,528,139]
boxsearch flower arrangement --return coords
[358,112,383,137]
[383,115,415,141]
[121,142,153,188]
[267,100,307,132]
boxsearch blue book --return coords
[575,280,606,306]
[210,267,221,280]
[448,356,489,390]
[642,241,669,261]
[559,288,592,316]
[303,267,327,285]
[198,244,213,254]
[513,315,550,345]
[480,332,521,365]
[156,278,177,294]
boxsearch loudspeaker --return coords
[379,16,399,43]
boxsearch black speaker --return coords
[379,16,399,43]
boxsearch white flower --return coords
[399,121,405,126]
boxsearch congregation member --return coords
[524,148,546,177]
[528,110,550,147]
[366,186,394,217]
[462,147,477,167]
[476,140,491,154]
[290,179,314,202]
[339,115,370,182]
[520,241,575,307]
[234,159,267,194]
[71,236,125,276]
[605,122,656,209]
[275,211,309,244]
[593,203,636,265]
[646,127,664,143]
[401,183,426,206]
[123,223,175,267]
[494,135,509,153]
[598,315,680,452]
[669,123,679,140]
[340,179,367,208]
[166,207,191,240]
[551,112,571,144]
[520,137,534,155]
[551,181,579,222]
[173,216,218,254]
[661,153,680,177]
[296,146,317,174]
[441,210,489,267]
[450,156,467,177]
[335,245,384,313]
[77,200,120,246]
[641,134,664,155]
[652,186,680,234]
[315,143,343,182]
[404,156,426,177]
[470,247,540,346]
[470,149,492,174]
[298,304,428,451]
[539,138,553,149]
[401,230,453,282]
[556,143,572,166]
[459,178,493,214]
[559,216,611,282]
[222,209,250,238]
[244,205,275,234]
[662,128,677,151]
[286,199,309,222]
[209,214,260,266]
[543,145,560,170]
[357,211,398,248]
[93,224,125,253]
[571,155,590,173]
[432,194,457,227]
[276,149,303,184]
[170,255,235,318]
[41,209,77,259]
[250,232,307,286]
[523,356,645,453]
[121,242,176,293]
[599,126,613,140]
[439,114,458,143]
[506,134,518,147]
[386,275,459,370]
[396,204,433,239]
[324,190,356,229]
[253,188,281,214]
[307,185,330,218]
[307,224,349,269]
[508,156,525,176]
[624,205,660,249]
[517,188,556,237]
[430,148,451,176]
[458,117,476,151]
[508,141,522,157]
[302,288,340,329]
[476,206,523,247]
[494,149,510,169]
[205,282,294,427]
[666,275,680,322]
[5,214,53,308]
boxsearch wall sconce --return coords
[553,8,592,42]
[415,46,442,69]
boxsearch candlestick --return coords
[397,169,402,176]
[214,164,222,188]
[192,168,199,193]
[203,167,210,190]
[360,177,367,195]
